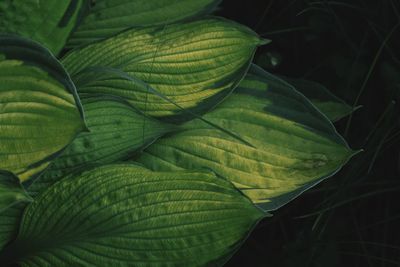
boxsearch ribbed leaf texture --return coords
[0,204,25,251]
[0,0,86,54]
[136,65,357,211]
[0,171,31,213]
[62,18,267,119]
[0,36,86,182]
[28,96,175,195]
[68,0,222,48]
[0,164,264,266]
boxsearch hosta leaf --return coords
[0,171,31,213]
[0,36,86,182]
[136,65,358,211]
[68,0,222,48]
[28,96,176,195]
[1,164,264,266]
[283,78,356,122]
[0,204,25,251]
[62,17,266,119]
[0,0,87,54]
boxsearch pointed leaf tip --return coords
[136,64,357,211]
[63,18,262,119]
[259,38,272,45]
[7,165,264,266]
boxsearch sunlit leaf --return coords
[28,95,176,195]
[62,17,267,119]
[68,0,222,48]
[0,36,86,182]
[0,0,87,54]
[136,65,358,211]
[1,164,264,266]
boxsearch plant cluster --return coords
[0,1,357,266]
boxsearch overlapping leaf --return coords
[68,0,222,48]
[284,78,356,122]
[28,96,176,195]
[0,36,86,182]
[0,171,31,213]
[1,165,264,266]
[136,65,357,211]
[0,0,87,54]
[0,204,25,251]
[62,18,266,119]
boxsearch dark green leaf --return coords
[0,204,25,251]
[283,77,356,122]
[1,164,264,266]
[0,0,86,54]
[0,171,31,214]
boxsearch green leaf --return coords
[0,0,87,54]
[62,17,266,119]
[28,95,176,195]
[0,171,32,214]
[0,204,25,251]
[68,0,222,48]
[136,65,358,211]
[1,164,264,266]
[283,77,356,122]
[0,36,86,182]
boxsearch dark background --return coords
[217,0,400,266]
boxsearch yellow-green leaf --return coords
[0,36,86,182]
[68,0,222,48]
[28,96,176,195]
[0,0,86,54]
[1,164,264,266]
[136,65,358,211]
[62,18,266,119]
